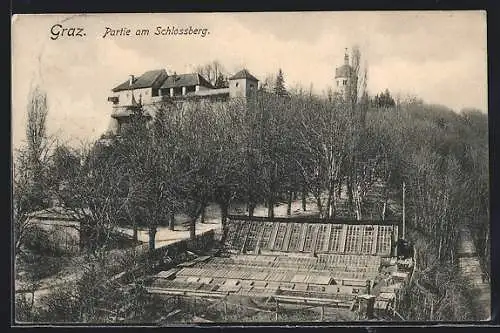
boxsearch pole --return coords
[402,181,406,239]
[275,299,279,321]
[320,305,324,321]
[224,300,227,321]
[393,293,397,316]
[430,299,434,321]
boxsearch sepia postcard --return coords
[11,12,490,325]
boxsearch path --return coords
[117,198,323,249]
[457,226,490,320]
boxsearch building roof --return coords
[229,69,259,81]
[161,73,213,89]
[112,69,168,92]
[111,67,259,93]
[335,64,353,79]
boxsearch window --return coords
[328,226,342,252]
[273,223,288,250]
[225,221,241,247]
[360,226,373,254]
[244,222,260,252]
[249,84,255,89]
[303,225,316,252]
[315,225,329,253]
[288,223,302,251]
[343,80,348,85]
[235,82,239,87]
[260,223,274,250]
[345,225,362,253]
[233,223,251,250]
[377,226,393,255]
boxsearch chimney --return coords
[344,48,349,66]
[129,75,134,86]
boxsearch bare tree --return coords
[116,107,184,251]
[296,95,350,218]
[345,45,371,219]
[259,73,276,93]
[195,60,228,87]
[14,85,53,255]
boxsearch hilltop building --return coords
[335,49,354,101]
[106,68,259,135]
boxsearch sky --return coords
[12,11,487,148]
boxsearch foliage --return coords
[273,69,288,97]
[372,89,396,108]
[195,60,228,88]
[13,86,53,255]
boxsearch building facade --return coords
[107,68,259,135]
[335,49,354,101]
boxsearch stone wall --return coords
[116,230,217,285]
[151,230,216,262]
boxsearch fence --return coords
[153,293,356,323]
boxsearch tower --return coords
[228,69,259,99]
[335,48,353,100]
[109,89,142,135]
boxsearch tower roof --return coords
[112,69,168,92]
[335,64,353,79]
[229,69,259,81]
[161,73,213,89]
[335,48,353,79]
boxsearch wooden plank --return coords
[298,223,308,252]
[254,223,266,253]
[269,222,280,250]
[193,316,213,323]
[325,224,333,253]
[157,268,180,279]
[282,223,294,252]
[356,226,363,254]
[310,224,321,254]
[371,225,379,255]
[165,309,182,318]
[339,224,348,253]
[240,223,251,253]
